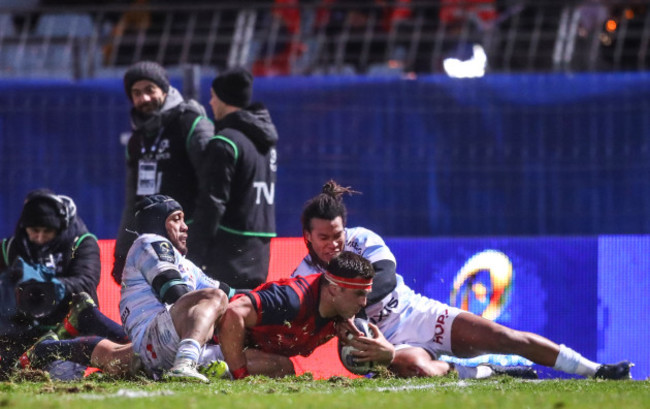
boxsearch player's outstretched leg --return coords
[450,312,633,380]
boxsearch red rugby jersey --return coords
[237,274,337,357]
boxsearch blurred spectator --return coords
[317,0,413,74]
[252,0,306,76]
[253,0,413,76]
[440,0,497,30]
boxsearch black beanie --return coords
[134,195,183,238]
[211,67,253,108]
[124,61,170,100]
[21,191,66,231]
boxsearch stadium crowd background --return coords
[0,1,648,379]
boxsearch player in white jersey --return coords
[291,180,632,380]
[293,227,461,362]
[120,195,233,382]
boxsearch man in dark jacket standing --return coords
[188,68,278,289]
[112,61,214,283]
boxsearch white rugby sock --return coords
[175,338,202,364]
[553,344,600,377]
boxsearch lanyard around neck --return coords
[140,127,165,157]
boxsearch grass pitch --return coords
[1,373,648,409]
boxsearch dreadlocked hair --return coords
[301,180,360,232]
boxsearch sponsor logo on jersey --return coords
[433,309,449,345]
[152,241,175,263]
[370,296,399,324]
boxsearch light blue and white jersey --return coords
[119,233,221,351]
[291,226,461,357]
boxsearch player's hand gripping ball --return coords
[338,318,376,375]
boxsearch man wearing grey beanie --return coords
[187,67,278,289]
[112,61,214,284]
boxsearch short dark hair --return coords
[301,180,360,232]
[327,251,374,281]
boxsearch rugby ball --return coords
[338,318,376,375]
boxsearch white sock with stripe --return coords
[175,338,202,365]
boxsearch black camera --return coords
[15,280,59,318]
[8,257,64,319]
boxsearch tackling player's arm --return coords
[218,295,258,379]
[360,230,398,305]
[367,259,397,305]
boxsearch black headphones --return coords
[23,191,76,230]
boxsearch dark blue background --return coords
[2,73,650,239]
